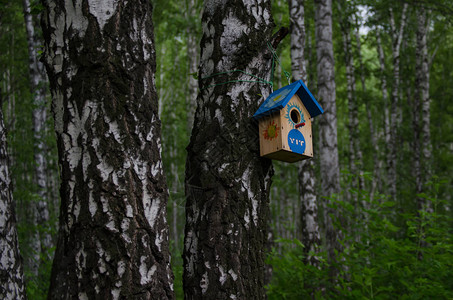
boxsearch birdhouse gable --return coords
[253,80,323,120]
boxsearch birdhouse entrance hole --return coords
[290,108,301,124]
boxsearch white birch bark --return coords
[356,22,380,201]
[4,70,16,147]
[279,172,289,241]
[183,0,284,298]
[388,4,408,201]
[41,0,174,298]
[289,0,321,265]
[376,29,390,195]
[338,3,365,218]
[416,8,433,213]
[290,0,307,82]
[23,0,52,276]
[186,0,199,132]
[0,103,26,300]
[158,44,166,118]
[413,50,422,206]
[170,119,180,252]
[314,0,341,265]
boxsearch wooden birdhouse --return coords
[253,80,324,163]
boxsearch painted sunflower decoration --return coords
[263,120,278,140]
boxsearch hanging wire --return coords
[267,42,291,85]
[200,69,272,90]
[199,42,291,90]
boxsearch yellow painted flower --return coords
[264,121,278,140]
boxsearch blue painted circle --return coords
[287,129,306,154]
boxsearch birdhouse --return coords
[253,80,324,163]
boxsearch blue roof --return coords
[253,80,324,119]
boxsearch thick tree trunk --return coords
[41,1,174,298]
[289,0,321,265]
[0,102,26,299]
[23,0,52,276]
[314,0,341,266]
[387,4,408,201]
[183,1,281,298]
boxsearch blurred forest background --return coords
[1,0,452,298]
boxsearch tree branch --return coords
[270,27,289,49]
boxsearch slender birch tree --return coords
[0,99,26,299]
[375,27,392,199]
[413,32,422,210]
[22,0,52,276]
[289,0,321,266]
[183,0,287,298]
[355,20,381,200]
[186,0,200,132]
[387,3,408,201]
[376,29,390,154]
[338,1,364,197]
[314,0,341,265]
[415,7,433,213]
[41,0,174,298]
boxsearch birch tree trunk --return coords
[388,4,408,201]
[170,143,180,252]
[356,22,380,200]
[186,0,199,132]
[290,0,307,82]
[0,101,26,300]
[23,0,52,276]
[289,0,321,265]
[183,1,285,298]
[413,49,422,208]
[338,5,367,236]
[416,7,433,213]
[376,29,390,155]
[181,0,200,251]
[339,6,364,198]
[314,0,341,266]
[41,1,174,298]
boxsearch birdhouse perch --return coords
[253,80,324,163]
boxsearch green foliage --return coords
[24,245,54,300]
[266,239,330,299]
[267,179,453,299]
[170,246,184,300]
